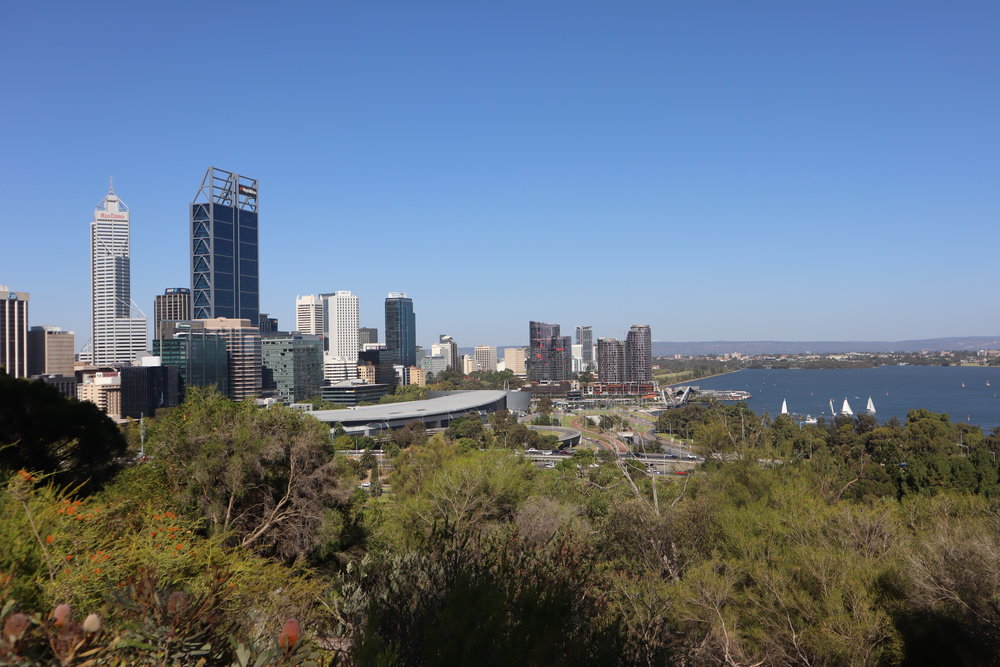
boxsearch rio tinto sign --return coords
[95,211,128,221]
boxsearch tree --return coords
[0,371,126,494]
[147,388,345,561]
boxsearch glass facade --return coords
[153,333,230,399]
[385,295,416,367]
[191,169,259,322]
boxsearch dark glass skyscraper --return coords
[191,167,259,321]
[384,292,416,367]
[528,321,571,382]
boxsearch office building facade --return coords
[358,327,378,347]
[384,292,416,367]
[321,291,359,382]
[0,287,29,377]
[120,364,180,419]
[474,345,497,373]
[261,335,324,404]
[191,167,259,322]
[153,324,230,399]
[90,186,147,364]
[153,288,191,339]
[295,295,324,336]
[28,326,75,377]
[503,347,527,377]
[437,335,459,372]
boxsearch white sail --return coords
[781,399,788,415]
[866,396,876,414]
[829,398,836,416]
[841,398,854,416]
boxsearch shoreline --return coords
[661,369,741,388]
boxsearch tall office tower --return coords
[153,288,191,340]
[198,317,262,400]
[438,334,459,372]
[261,335,324,403]
[295,294,324,335]
[358,327,378,347]
[0,287,29,377]
[321,291,359,382]
[258,313,278,333]
[474,345,497,373]
[191,167,259,322]
[527,321,571,382]
[576,326,594,370]
[358,347,397,388]
[28,326,75,376]
[571,344,584,374]
[625,324,653,383]
[597,338,625,383]
[384,292,416,367]
[503,347,527,377]
[90,186,147,365]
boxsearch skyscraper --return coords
[625,324,653,383]
[597,338,625,383]
[90,185,147,365]
[437,334,459,372]
[384,292,416,367]
[0,287,29,378]
[295,295,324,335]
[528,321,571,382]
[321,291,359,382]
[576,325,594,371]
[191,167,259,322]
[153,288,191,340]
[358,327,379,347]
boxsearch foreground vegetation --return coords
[3,371,1000,664]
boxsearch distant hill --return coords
[653,337,1000,356]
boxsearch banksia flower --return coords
[278,618,301,649]
[82,614,101,634]
[51,604,71,628]
[3,613,30,643]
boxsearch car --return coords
[685,454,697,460]
[361,482,371,487]
[674,470,689,476]
[526,448,541,454]
[666,453,678,459]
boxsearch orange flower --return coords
[65,554,73,561]
[174,544,184,550]
[45,535,54,544]
[94,568,102,574]
[150,530,157,536]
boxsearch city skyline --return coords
[3,3,999,347]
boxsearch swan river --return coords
[673,366,1000,432]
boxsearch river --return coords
[673,366,1000,431]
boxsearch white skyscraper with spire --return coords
[89,182,147,365]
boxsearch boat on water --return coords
[841,398,854,417]
[803,415,818,425]
[829,398,836,417]
[866,396,876,415]
[780,399,789,415]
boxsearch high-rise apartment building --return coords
[358,327,378,347]
[474,345,497,373]
[321,291,359,382]
[153,288,191,339]
[295,295,324,336]
[384,293,416,367]
[625,324,653,383]
[528,321,571,382]
[90,186,147,365]
[191,167,259,322]
[503,347,527,377]
[0,287,29,378]
[28,326,75,377]
[576,326,594,370]
[597,338,625,383]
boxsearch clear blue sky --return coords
[2,1,998,349]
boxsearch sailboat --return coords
[841,398,854,416]
[780,399,789,415]
[866,396,876,415]
[829,398,836,417]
